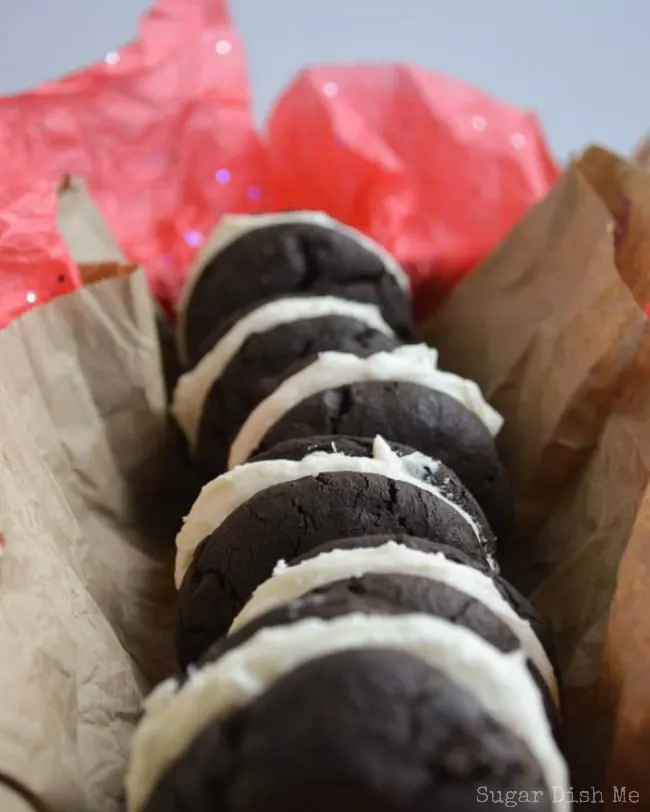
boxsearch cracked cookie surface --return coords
[176,474,491,667]
[252,434,494,550]
[183,222,413,365]
[195,318,398,478]
[254,381,513,539]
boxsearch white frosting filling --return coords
[125,614,569,812]
[175,436,491,588]
[228,345,503,468]
[231,541,557,701]
[172,296,395,447]
[176,211,410,364]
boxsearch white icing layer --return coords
[175,436,491,588]
[231,541,557,700]
[176,211,410,364]
[126,614,569,812]
[228,345,504,468]
[172,296,395,447]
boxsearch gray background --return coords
[0,0,648,160]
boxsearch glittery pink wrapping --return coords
[266,64,560,319]
[0,175,80,328]
[0,1,559,327]
[0,0,264,323]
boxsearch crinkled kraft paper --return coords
[0,238,178,808]
[424,145,650,807]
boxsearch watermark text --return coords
[477,786,640,806]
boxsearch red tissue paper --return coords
[0,0,264,321]
[266,64,560,318]
[0,175,80,328]
[0,0,559,328]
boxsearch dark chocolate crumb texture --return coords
[251,434,494,544]
[172,297,399,479]
[293,534,556,663]
[174,439,498,663]
[227,345,512,539]
[176,212,413,367]
[193,566,559,730]
[228,540,556,694]
[129,617,568,812]
[142,650,553,812]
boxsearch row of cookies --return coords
[126,212,568,811]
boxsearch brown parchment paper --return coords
[57,177,183,402]
[423,145,650,806]
[633,137,650,170]
[0,185,178,812]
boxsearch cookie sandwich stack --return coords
[127,212,569,812]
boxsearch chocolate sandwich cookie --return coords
[205,573,523,662]
[228,345,512,539]
[228,540,557,702]
[294,535,555,661]
[175,446,496,663]
[176,475,491,664]
[176,212,413,367]
[128,615,569,812]
[172,298,399,479]
[251,434,493,547]
[254,381,511,537]
[175,438,495,585]
[198,571,558,729]
[143,650,552,812]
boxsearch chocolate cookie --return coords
[179,216,413,367]
[143,649,552,812]
[203,572,519,659]
[214,574,557,732]
[192,318,398,479]
[295,535,555,664]
[251,380,512,539]
[251,434,493,545]
[195,572,557,729]
[250,434,403,462]
[176,473,493,665]
[175,436,496,577]
[192,294,397,363]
